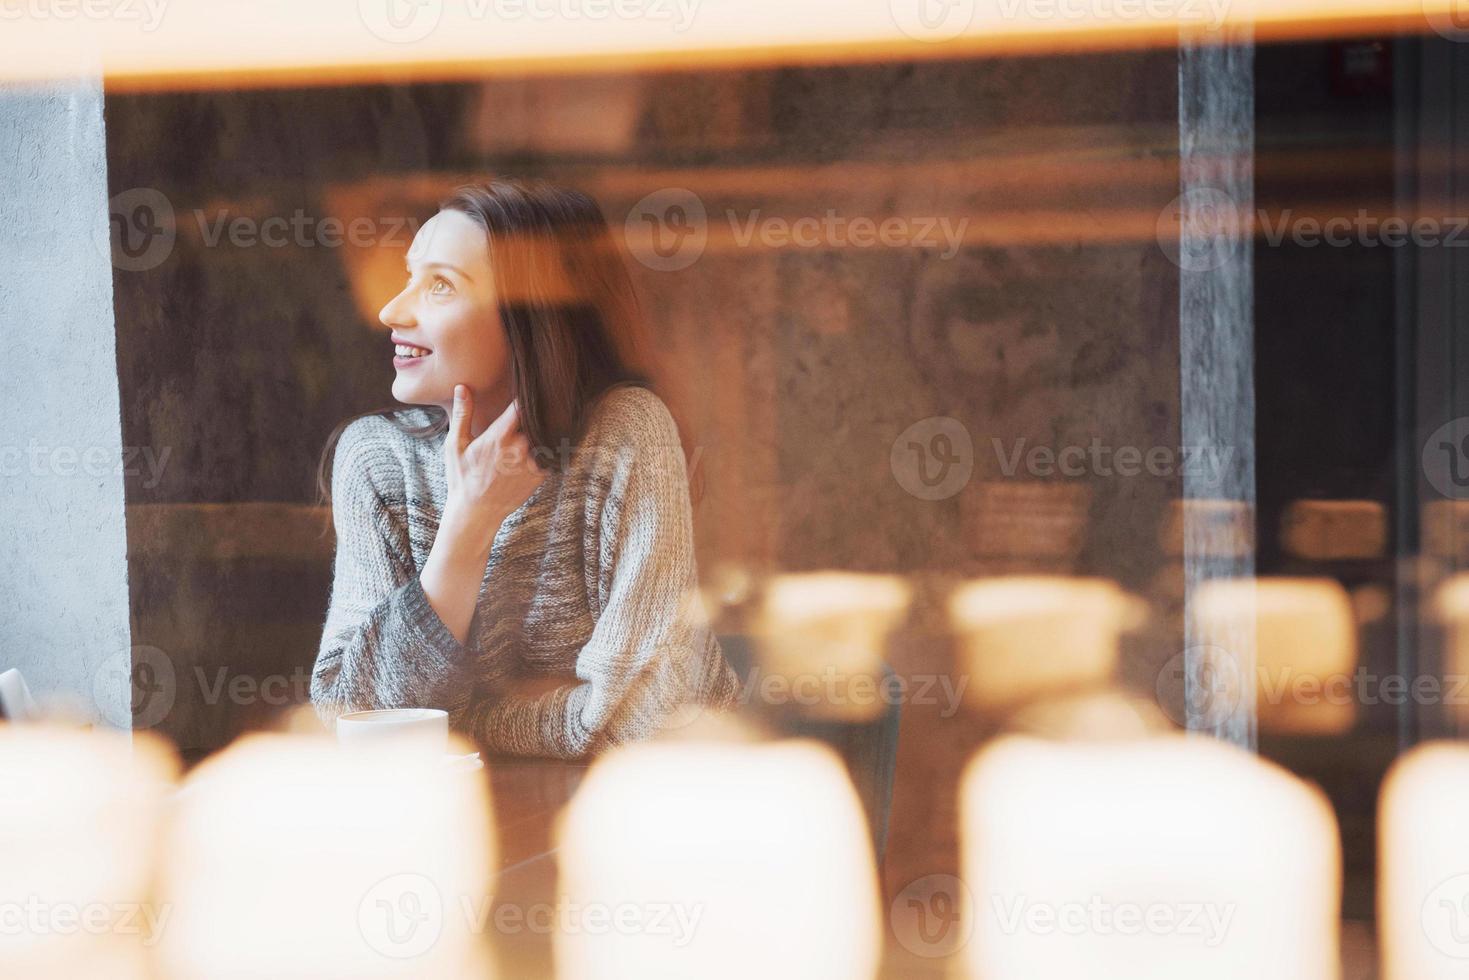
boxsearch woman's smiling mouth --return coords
[391,337,432,366]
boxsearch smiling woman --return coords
[309,177,739,759]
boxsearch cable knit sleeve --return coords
[310,416,481,725]
[454,387,739,759]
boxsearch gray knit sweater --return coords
[310,385,740,759]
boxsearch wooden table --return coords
[478,756,590,976]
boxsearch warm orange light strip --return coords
[0,0,1454,92]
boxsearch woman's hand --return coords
[421,385,546,645]
[442,384,547,540]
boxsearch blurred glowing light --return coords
[0,723,179,980]
[1193,577,1356,735]
[1380,743,1469,979]
[960,734,1340,979]
[556,739,881,979]
[152,732,494,979]
[947,576,1145,713]
[752,572,911,722]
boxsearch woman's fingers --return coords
[449,384,472,456]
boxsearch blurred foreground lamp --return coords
[1380,743,1469,979]
[0,723,178,980]
[960,735,1340,979]
[153,732,494,980]
[752,572,911,722]
[556,739,881,979]
[1192,577,1356,735]
[947,576,1145,715]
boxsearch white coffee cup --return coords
[335,708,448,759]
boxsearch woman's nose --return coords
[378,287,414,329]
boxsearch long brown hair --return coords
[318,177,700,505]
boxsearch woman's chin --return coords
[391,377,438,406]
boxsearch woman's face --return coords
[380,209,509,416]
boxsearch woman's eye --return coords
[430,277,452,295]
